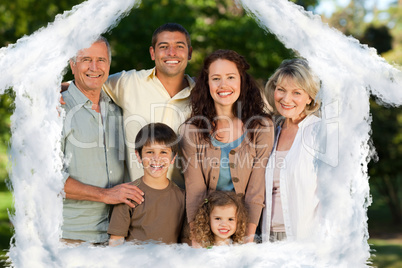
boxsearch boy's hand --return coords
[109,235,125,247]
[102,182,144,208]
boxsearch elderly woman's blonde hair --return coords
[265,58,321,116]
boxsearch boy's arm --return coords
[107,201,133,245]
[109,235,125,247]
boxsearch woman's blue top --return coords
[211,133,245,191]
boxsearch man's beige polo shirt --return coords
[103,68,195,188]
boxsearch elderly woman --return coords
[180,49,274,245]
[262,58,321,242]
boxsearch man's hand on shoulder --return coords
[101,182,144,208]
[64,178,144,208]
[61,82,70,92]
[59,82,70,105]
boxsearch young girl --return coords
[192,191,247,248]
[180,49,274,244]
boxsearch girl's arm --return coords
[109,235,125,246]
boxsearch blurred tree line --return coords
[0,0,401,224]
[0,0,316,184]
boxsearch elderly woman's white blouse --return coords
[262,114,320,242]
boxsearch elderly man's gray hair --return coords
[71,36,112,64]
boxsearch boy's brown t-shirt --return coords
[107,177,185,244]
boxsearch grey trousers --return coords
[269,231,287,242]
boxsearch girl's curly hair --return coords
[191,191,247,248]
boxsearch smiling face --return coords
[136,143,175,180]
[274,76,312,123]
[208,59,241,111]
[150,31,192,79]
[70,41,110,92]
[210,204,237,245]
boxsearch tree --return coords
[361,25,392,54]
[0,0,319,183]
[324,0,367,37]
[104,0,312,81]
[369,99,402,224]
[323,0,393,55]
[0,0,82,47]
[383,1,402,65]
[321,0,402,225]
[0,0,83,184]
[0,0,319,82]
[0,89,13,187]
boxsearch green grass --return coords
[367,188,402,267]
[369,239,402,268]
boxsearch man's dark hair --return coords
[151,23,191,48]
[135,123,179,158]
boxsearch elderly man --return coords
[103,23,195,188]
[61,37,143,244]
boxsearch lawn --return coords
[369,238,402,268]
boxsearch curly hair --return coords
[191,191,247,248]
[186,49,271,143]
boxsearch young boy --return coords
[107,123,185,246]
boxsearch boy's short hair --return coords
[135,123,178,158]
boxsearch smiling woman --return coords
[262,58,321,242]
[180,49,274,245]
[208,59,241,109]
